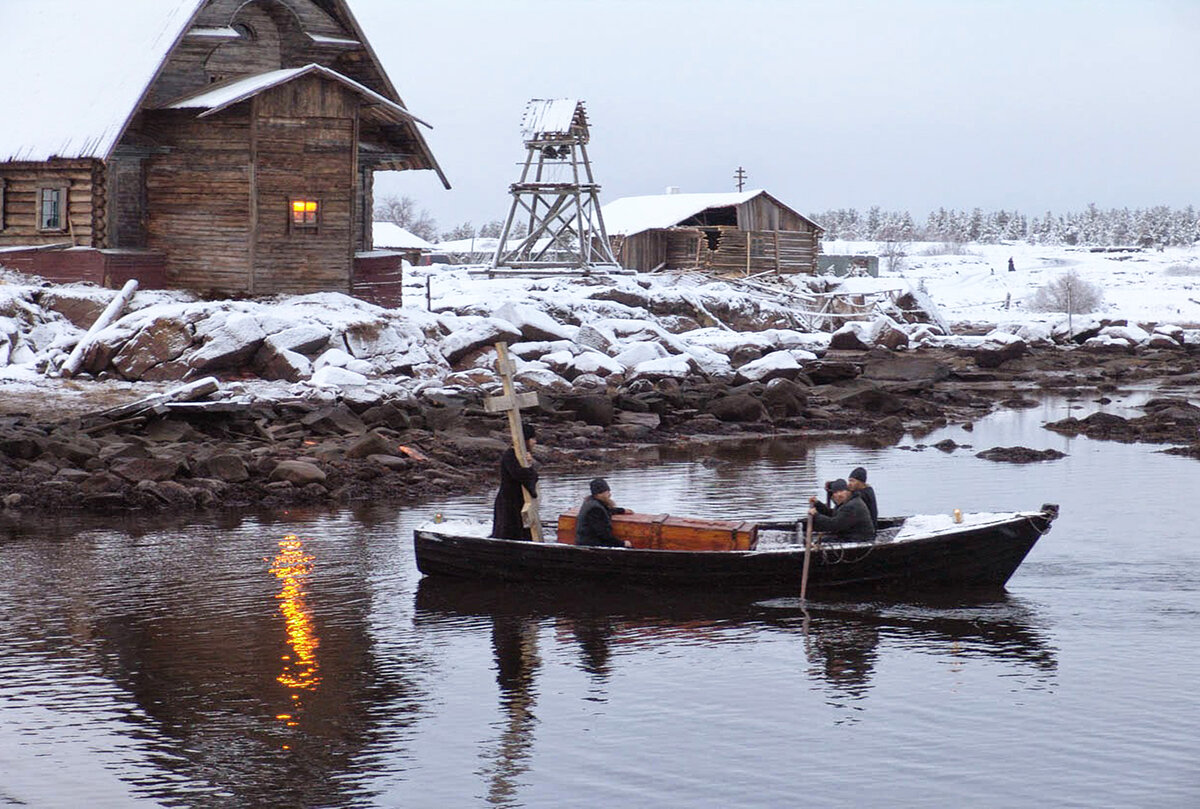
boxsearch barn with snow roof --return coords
[0,0,446,305]
[600,190,823,275]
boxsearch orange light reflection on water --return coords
[270,534,321,708]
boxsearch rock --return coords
[829,323,870,351]
[441,317,522,364]
[514,368,574,394]
[805,360,861,384]
[827,383,907,414]
[366,453,410,470]
[343,322,410,359]
[707,393,766,423]
[1147,334,1183,349]
[302,405,367,435]
[339,386,389,413]
[270,460,327,485]
[629,354,693,381]
[862,356,949,383]
[973,338,1028,369]
[258,346,313,382]
[136,479,194,506]
[195,453,249,482]
[0,436,45,460]
[3,492,23,508]
[494,302,575,342]
[188,313,267,372]
[346,431,393,459]
[111,317,195,380]
[613,341,669,369]
[38,290,107,329]
[360,401,411,430]
[933,439,959,452]
[868,316,910,350]
[45,438,100,466]
[571,351,624,377]
[734,350,800,384]
[564,394,615,427]
[575,323,617,354]
[975,446,1067,463]
[310,365,369,388]
[1000,397,1039,409]
[761,378,807,419]
[262,324,331,356]
[112,457,186,482]
[613,411,661,430]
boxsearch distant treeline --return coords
[810,204,1200,247]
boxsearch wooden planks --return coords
[556,510,758,551]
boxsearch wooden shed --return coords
[0,0,447,304]
[601,190,823,275]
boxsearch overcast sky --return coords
[355,0,1200,230]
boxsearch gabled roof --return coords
[165,64,430,127]
[601,189,824,237]
[0,0,203,162]
[373,222,435,250]
[0,0,448,187]
[520,99,589,143]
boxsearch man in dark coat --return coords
[491,423,539,540]
[808,479,875,543]
[847,466,879,528]
[576,478,632,548]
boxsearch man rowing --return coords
[808,479,875,543]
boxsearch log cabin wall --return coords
[251,74,357,295]
[0,159,102,247]
[140,108,253,293]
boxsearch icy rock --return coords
[571,351,624,377]
[1153,323,1185,342]
[37,290,108,329]
[343,322,410,358]
[629,354,693,381]
[259,347,313,382]
[1015,322,1055,346]
[188,313,266,372]
[514,368,573,394]
[734,350,800,384]
[613,341,669,369]
[575,323,617,354]
[1100,325,1150,345]
[110,317,194,380]
[868,316,909,350]
[541,349,577,377]
[441,317,522,364]
[510,340,575,359]
[572,372,608,391]
[683,344,733,377]
[494,301,575,342]
[310,365,369,388]
[829,322,870,351]
[314,348,355,369]
[263,324,331,356]
[1146,334,1184,349]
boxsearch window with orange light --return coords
[290,198,320,232]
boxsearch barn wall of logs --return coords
[0,159,106,248]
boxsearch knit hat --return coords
[590,478,610,495]
[849,467,867,483]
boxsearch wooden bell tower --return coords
[490,99,619,271]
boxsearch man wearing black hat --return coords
[576,478,632,548]
[491,423,539,540]
[847,466,878,528]
[808,479,875,543]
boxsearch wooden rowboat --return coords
[413,505,1059,595]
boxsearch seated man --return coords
[808,479,875,543]
[847,466,878,528]
[576,478,633,548]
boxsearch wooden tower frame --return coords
[491,99,619,271]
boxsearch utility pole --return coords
[734,166,747,192]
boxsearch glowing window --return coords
[290,199,320,232]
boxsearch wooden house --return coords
[0,0,447,305]
[601,190,823,275]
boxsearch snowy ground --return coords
[0,240,1196,417]
[826,240,1200,329]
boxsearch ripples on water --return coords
[0,393,1197,807]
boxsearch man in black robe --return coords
[491,423,539,540]
[575,478,632,548]
[847,466,879,528]
[808,479,875,543]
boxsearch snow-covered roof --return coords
[0,0,203,162]
[166,64,429,127]
[601,190,763,237]
[434,237,502,254]
[373,222,435,250]
[520,99,587,141]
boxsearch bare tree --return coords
[374,194,439,242]
[877,223,910,273]
[1028,270,1104,314]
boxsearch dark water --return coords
[2,394,1198,808]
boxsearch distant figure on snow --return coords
[491,423,538,540]
[576,478,632,548]
[1008,257,1016,272]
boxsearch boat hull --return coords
[414,509,1056,595]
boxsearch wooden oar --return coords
[799,514,814,601]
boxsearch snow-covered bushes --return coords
[1028,271,1104,314]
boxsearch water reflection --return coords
[481,615,540,807]
[269,534,321,726]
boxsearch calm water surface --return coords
[1,393,1198,807]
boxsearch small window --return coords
[290,198,320,232]
[38,186,68,232]
[232,22,256,40]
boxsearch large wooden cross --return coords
[483,342,544,541]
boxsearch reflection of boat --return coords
[413,506,1058,595]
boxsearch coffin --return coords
[556,509,758,551]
